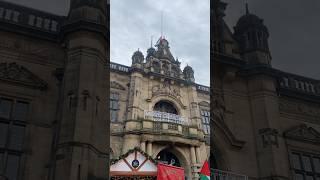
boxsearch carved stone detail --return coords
[110,81,126,90]
[0,62,47,90]
[259,128,279,148]
[151,80,180,98]
[284,124,320,144]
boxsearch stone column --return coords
[140,141,146,152]
[147,141,153,156]
[190,146,196,164]
[195,146,201,163]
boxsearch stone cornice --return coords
[0,1,64,42]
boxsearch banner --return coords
[157,163,184,180]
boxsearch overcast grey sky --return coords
[110,0,210,86]
[6,0,210,86]
[223,0,320,80]
[5,0,319,83]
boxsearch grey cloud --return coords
[111,0,210,86]
[223,0,320,80]
[5,0,210,86]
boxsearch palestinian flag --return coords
[199,160,210,180]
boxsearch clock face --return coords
[132,159,139,168]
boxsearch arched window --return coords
[154,101,177,114]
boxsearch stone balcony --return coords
[123,111,204,143]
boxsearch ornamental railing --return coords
[144,111,188,125]
[211,169,248,180]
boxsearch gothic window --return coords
[0,97,29,180]
[110,92,119,122]
[200,110,210,135]
[290,151,320,180]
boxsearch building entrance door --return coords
[156,149,181,167]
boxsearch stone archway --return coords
[153,146,191,179]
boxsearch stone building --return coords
[109,37,210,179]
[212,1,320,180]
[0,0,110,179]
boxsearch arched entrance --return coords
[154,147,191,178]
[156,149,181,167]
[154,100,178,114]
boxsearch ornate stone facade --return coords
[110,37,210,179]
[212,1,320,180]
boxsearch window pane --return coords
[8,125,25,150]
[306,176,314,180]
[291,153,302,170]
[13,101,29,121]
[0,99,12,119]
[206,117,210,124]
[294,173,303,180]
[5,154,20,180]
[0,123,8,148]
[302,155,312,172]
[0,153,3,171]
[111,110,117,122]
[313,157,320,173]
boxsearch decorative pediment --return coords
[110,147,157,176]
[0,62,47,90]
[110,81,126,90]
[284,124,320,144]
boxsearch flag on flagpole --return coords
[199,160,210,180]
[157,163,184,180]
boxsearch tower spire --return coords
[151,35,153,47]
[161,11,163,38]
[245,1,249,14]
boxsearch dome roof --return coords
[236,13,263,27]
[234,4,268,35]
[183,65,193,73]
[146,47,156,59]
[132,50,144,64]
[133,50,143,57]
